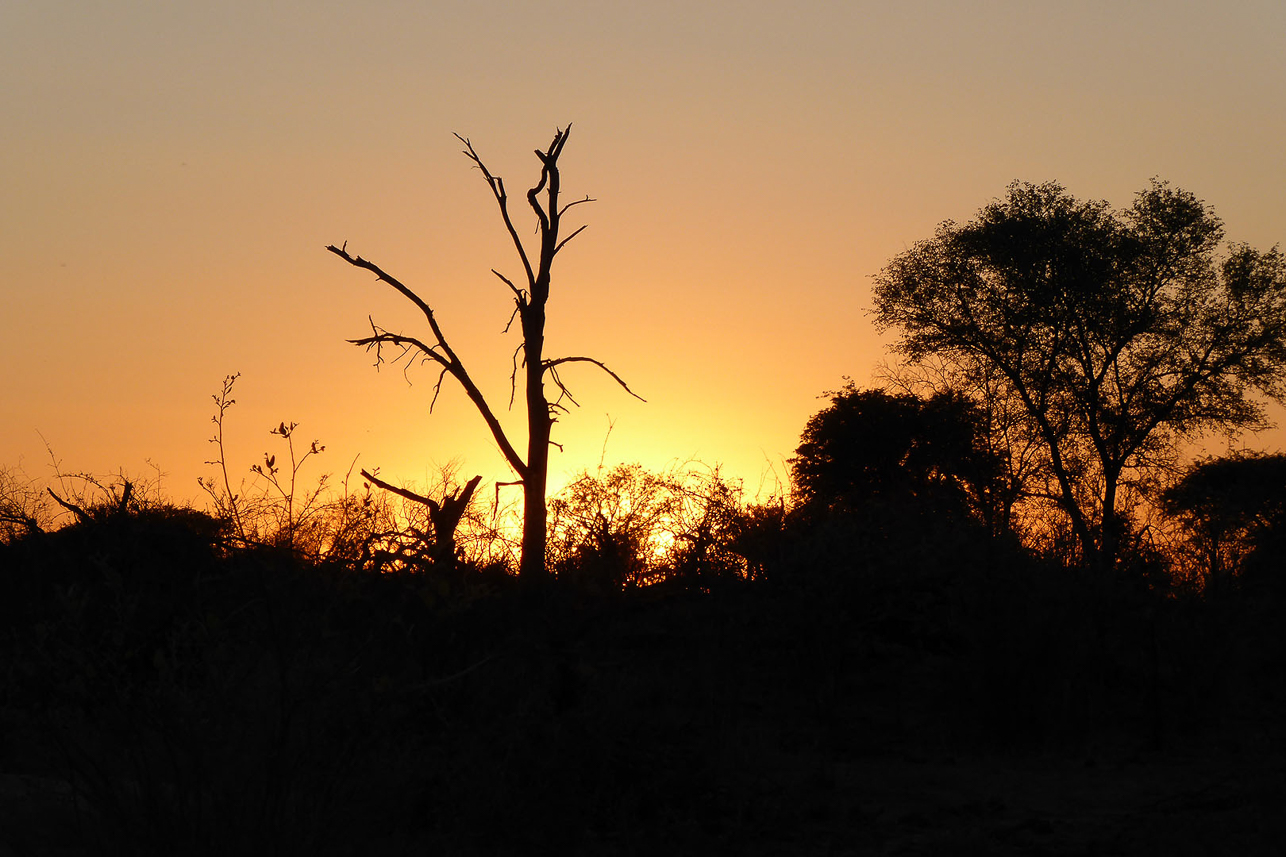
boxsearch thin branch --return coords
[456,134,537,289]
[348,329,442,369]
[503,304,521,334]
[558,195,595,217]
[554,223,589,257]
[430,365,451,412]
[527,183,551,239]
[546,363,580,410]
[491,269,525,301]
[544,356,647,402]
[327,245,438,329]
[330,245,468,374]
[526,127,571,244]
[509,342,524,408]
[494,480,523,514]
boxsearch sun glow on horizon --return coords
[3,2,1285,519]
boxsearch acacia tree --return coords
[328,126,642,579]
[873,180,1286,571]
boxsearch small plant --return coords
[198,374,333,558]
[198,372,249,543]
[250,420,327,554]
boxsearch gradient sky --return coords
[4,1,1285,509]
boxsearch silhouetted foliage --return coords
[665,466,748,589]
[0,466,52,542]
[2,458,1284,854]
[547,463,747,591]
[725,498,790,583]
[548,464,667,590]
[360,468,483,571]
[1163,452,1286,593]
[791,383,1005,527]
[191,374,508,582]
[874,180,1286,570]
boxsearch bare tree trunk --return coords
[521,303,551,579]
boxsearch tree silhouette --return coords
[328,126,642,579]
[1162,452,1286,591]
[791,384,1004,528]
[874,180,1286,570]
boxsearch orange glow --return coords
[3,3,1285,510]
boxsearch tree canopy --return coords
[873,180,1286,569]
[791,384,1004,527]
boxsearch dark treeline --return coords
[3,176,1286,854]
[2,407,1283,854]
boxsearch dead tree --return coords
[327,125,642,580]
[360,469,481,569]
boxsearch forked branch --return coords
[327,244,527,478]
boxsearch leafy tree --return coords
[329,127,642,579]
[790,384,1005,528]
[1162,452,1286,591]
[873,180,1286,570]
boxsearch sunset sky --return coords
[4,1,1285,511]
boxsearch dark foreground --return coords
[2,516,1283,855]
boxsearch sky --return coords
[3,1,1285,511]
